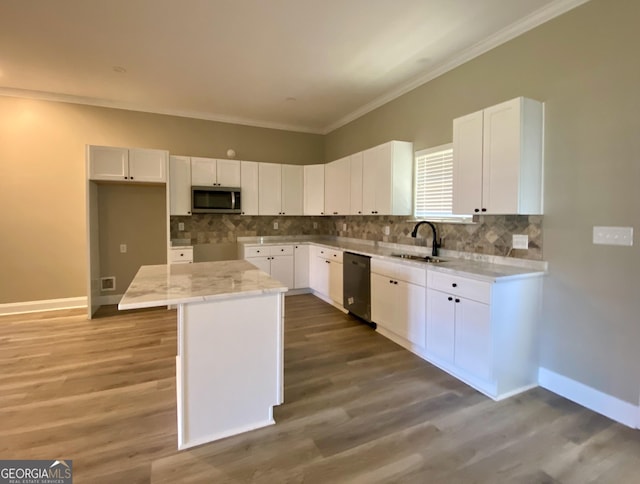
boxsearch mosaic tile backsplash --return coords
[170,214,543,260]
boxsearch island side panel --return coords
[176,293,284,450]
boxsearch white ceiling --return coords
[0,0,588,134]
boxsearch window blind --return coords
[414,144,454,218]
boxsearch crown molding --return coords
[0,87,325,135]
[321,0,592,135]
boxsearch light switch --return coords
[120,244,127,253]
[593,226,634,246]
[273,222,279,230]
[178,222,185,231]
[512,234,529,250]
[342,223,347,231]
[383,226,390,235]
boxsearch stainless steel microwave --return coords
[191,186,241,214]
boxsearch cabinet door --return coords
[240,161,259,215]
[293,244,310,289]
[426,289,455,362]
[258,163,282,215]
[169,156,192,215]
[482,99,521,214]
[454,298,492,381]
[362,144,391,215]
[311,256,330,297]
[270,255,294,289]
[246,256,271,274]
[396,280,426,347]
[328,261,343,304]
[88,146,129,181]
[304,164,325,215]
[128,148,167,183]
[281,164,303,216]
[216,159,241,187]
[349,153,364,215]
[191,157,217,186]
[325,157,351,215]
[371,273,395,329]
[452,110,483,215]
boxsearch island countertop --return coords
[119,260,288,310]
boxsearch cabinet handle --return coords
[333,212,338,215]
[394,281,398,285]
[124,176,128,180]
[474,208,480,213]
[448,296,453,301]
[358,211,362,214]
[389,279,393,284]
[481,208,487,212]
[452,283,457,288]
[321,212,324,215]
[281,249,284,252]
[326,260,330,264]
[188,211,191,215]
[455,298,460,303]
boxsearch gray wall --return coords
[325,0,640,405]
[0,98,324,304]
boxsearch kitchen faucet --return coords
[411,221,440,256]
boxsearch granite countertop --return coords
[237,236,547,283]
[119,260,288,310]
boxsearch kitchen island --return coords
[119,260,287,450]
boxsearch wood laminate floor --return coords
[1,294,639,483]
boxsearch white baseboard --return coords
[97,294,124,306]
[538,367,638,429]
[0,296,87,316]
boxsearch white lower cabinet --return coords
[242,245,294,289]
[425,270,541,400]
[293,244,310,289]
[309,246,343,306]
[371,259,426,347]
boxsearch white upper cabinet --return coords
[240,161,259,215]
[361,140,413,215]
[324,156,351,215]
[89,146,167,183]
[169,155,192,216]
[453,97,544,215]
[281,164,303,216]
[304,164,325,215]
[191,157,241,187]
[129,148,168,183]
[258,163,282,215]
[349,152,364,215]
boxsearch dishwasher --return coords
[343,252,375,327]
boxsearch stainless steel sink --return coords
[390,253,448,263]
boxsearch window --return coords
[414,144,469,221]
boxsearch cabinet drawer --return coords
[316,246,343,262]
[371,259,426,286]
[427,271,491,304]
[269,245,294,257]
[244,246,269,257]
[170,247,193,263]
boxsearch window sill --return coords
[406,217,475,225]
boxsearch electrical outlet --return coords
[273,222,279,230]
[383,226,390,236]
[120,244,127,253]
[313,222,318,229]
[178,222,185,231]
[342,223,347,231]
[512,234,529,250]
[593,226,633,246]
